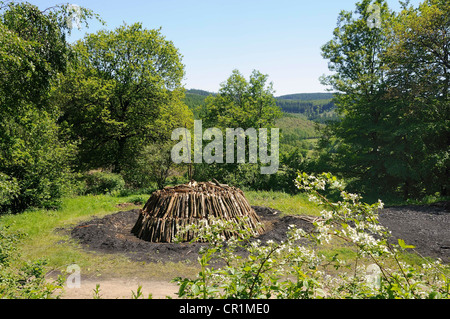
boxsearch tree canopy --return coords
[317,0,449,198]
[56,23,192,176]
[0,1,98,212]
[200,69,281,129]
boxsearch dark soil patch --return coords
[378,202,450,263]
[70,206,314,263]
[70,203,449,263]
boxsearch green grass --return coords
[1,194,146,240]
[275,113,322,139]
[0,194,198,281]
[245,190,322,216]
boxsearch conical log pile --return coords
[131,181,264,242]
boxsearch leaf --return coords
[428,291,441,299]
[398,238,415,249]
[191,283,200,295]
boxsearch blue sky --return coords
[32,0,420,96]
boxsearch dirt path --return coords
[60,278,179,299]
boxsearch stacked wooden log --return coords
[131,180,265,242]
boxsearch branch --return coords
[248,244,280,298]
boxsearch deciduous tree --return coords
[57,23,191,177]
[0,1,98,212]
[318,0,449,198]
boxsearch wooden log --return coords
[162,196,175,219]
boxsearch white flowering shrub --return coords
[172,172,449,299]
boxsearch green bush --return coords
[0,110,77,213]
[83,171,126,195]
[0,173,19,210]
[0,226,64,298]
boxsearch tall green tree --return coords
[195,69,282,188]
[383,0,449,196]
[0,1,100,114]
[200,69,281,129]
[318,0,449,199]
[0,1,98,212]
[57,23,191,177]
[319,0,393,195]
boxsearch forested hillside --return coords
[277,93,334,101]
[183,89,214,118]
[275,98,337,122]
[183,88,325,147]
[184,89,338,122]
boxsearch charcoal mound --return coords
[70,206,314,263]
[131,181,265,243]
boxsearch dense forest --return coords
[274,98,337,122]
[0,0,448,214]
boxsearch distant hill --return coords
[275,93,337,123]
[275,113,324,152]
[182,89,332,151]
[276,92,334,101]
[183,89,216,118]
[183,89,338,123]
[186,89,216,97]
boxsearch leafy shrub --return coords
[121,142,179,190]
[172,172,450,299]
[0,110,77,213]
[0,173,19,211]
[0,226,64,298]
[83,171,126,195]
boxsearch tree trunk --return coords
[113,137,126,173]
[403,180,410,200]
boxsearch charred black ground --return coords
[70,203,449,263]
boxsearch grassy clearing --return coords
[1,190,436,285]
[1,190,322,280]
[0,194,198,281]
[245,190,322,216]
